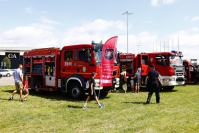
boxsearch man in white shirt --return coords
[9,64,24,101]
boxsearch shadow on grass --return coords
[123,101,157,105]
[0,97,19,101]
[2,89,78,102]
[30,90,82,102]
[2,89,110,102]
[139,87,179,93]
[160,89,178,93]
[67,105,83,109]
[111,88,178,93]
[123,101,146,104]
[67,105,96,109]
[2,89,13,93]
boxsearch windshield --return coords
[93,43,117,65]
[93,43,102,64]
[155,55,169,66]
[169,55,183,67]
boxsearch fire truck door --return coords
[45,62,56,87]
[140,55,149,76]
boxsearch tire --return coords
[6,73,11,77]
[70,83,83,99]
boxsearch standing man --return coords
[146,65,161,104]
[83,72,104,109]
[9,64,24,101]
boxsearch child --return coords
[83,72,104,109]
[23,76,29,101]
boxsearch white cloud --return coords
[117,32,158,54]
[0,18,199,59]
[62,19,125,45]
[164,28,199,59]
[151,0,176,7]
[62,19,158,54]
[0,18,60,48]
[119,28,199,59]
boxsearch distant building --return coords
[0,47,30,69]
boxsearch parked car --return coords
[0,69,13,77]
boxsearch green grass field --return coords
[0,85,199,133]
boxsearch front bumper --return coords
[94,78,120,90]
[160,75,185,86]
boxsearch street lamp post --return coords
[122,11,133,53]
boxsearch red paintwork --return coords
[23,41,120,91]
[136,52,176,77]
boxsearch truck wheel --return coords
[70,83,83,99]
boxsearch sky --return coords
[0,0,199,59]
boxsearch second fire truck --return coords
[119,51,185,90]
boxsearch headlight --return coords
[162,77,175,82]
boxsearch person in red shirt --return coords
[23,76,29,101]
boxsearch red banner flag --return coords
[100,36,118,86]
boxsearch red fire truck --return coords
[136,51,185,90]
[119,51,185,90]
[23,37,120,99]
[183,59,199,84]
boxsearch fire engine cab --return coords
[135,51,185,90]
[23,37,120,99]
